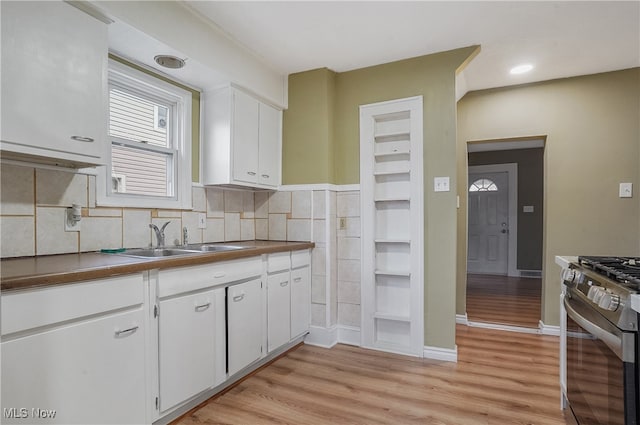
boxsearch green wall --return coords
[456,68,640,325]
[283,46,480,349]
[283,68,336,184]
[109,54,201,182]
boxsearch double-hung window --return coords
[97,59,192,209]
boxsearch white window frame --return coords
[97,59,192,209]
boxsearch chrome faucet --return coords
[149,221,170,248]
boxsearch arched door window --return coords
[469,178,498,192]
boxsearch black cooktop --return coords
[578,256,640,288]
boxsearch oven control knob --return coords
[598,293,620,311]
[587,286,603,301]
[562,268,577,283]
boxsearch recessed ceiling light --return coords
[154,55,186,69]
[510,64,534,75]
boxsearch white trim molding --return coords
[337,325,361,346]
[456,313,469,325]
[304,325,338,348]
[468,320,540,335]
[539,320,561,336]
[423,345,458,362]
[279,183,361,192]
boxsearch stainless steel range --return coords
[562,256,640,425]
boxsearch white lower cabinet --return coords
[158,287,224,412]
[155,257,261,415]
[227,278,263,376]
[0,250,312,424]
[0,274,146,424]
[290,265,311,338]
[267,270,291,352]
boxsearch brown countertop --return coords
[1,240,314,292]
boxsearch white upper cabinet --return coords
[0,1,108,168]
[202,86,282,189]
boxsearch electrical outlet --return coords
[198,213,206,229]
[339,218,347,230]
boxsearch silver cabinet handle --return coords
[214,273,226,279]
[232,294,245,302]
[293,277,302,282]
[195,302,211,311]
[280,280,289,287]
[70,136,95,143]
[261,174,270,178]
[247,171,256,176]
[115,326,139,337]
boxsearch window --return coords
[97,60,192,209]
[469,178,498,192]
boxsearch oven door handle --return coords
[564,296,631,362]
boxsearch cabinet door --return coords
[159,289,219,411]
[267,271,291,352]
[258,103,281,187]
[291,266,311,338]
[1,309,145,424]
[0,1,107,166]
[232,90,259,184]
[227,278,263,376]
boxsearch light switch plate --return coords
[434,176,450,192]
[198,213,206,229]
[619,183,633,198]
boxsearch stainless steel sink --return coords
[185,244,246,252]
[121,248,201,258]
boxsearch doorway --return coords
[467,164,517,276]
[465,141,544,329]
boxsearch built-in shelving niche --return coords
[360,96,424,357]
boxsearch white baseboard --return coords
[468,320,541,334]
[423,345,458,362]
[456,313,469,325]
[337,325,361,346]
[304,325,338,348]
[539,320,561,336]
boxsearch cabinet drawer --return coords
[291,249,311,269]
[267,252,291,274]
[1,274,144,336]
[159,256,262,298]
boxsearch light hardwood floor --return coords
[466,273,542,328]
[174,325,566,425]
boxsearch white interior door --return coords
[467,171,509,275]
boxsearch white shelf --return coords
[375,269,411,277]
[375,239,410,244]
[374,312,411,322]
[361,95,423,357]
[373,169,410,176]
[374,197,410,202]
[374,150,410,158]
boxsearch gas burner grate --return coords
[578,256,640,288]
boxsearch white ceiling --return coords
[184,1,640,92]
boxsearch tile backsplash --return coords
[0,163,362,332]
[0,164,312,258]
